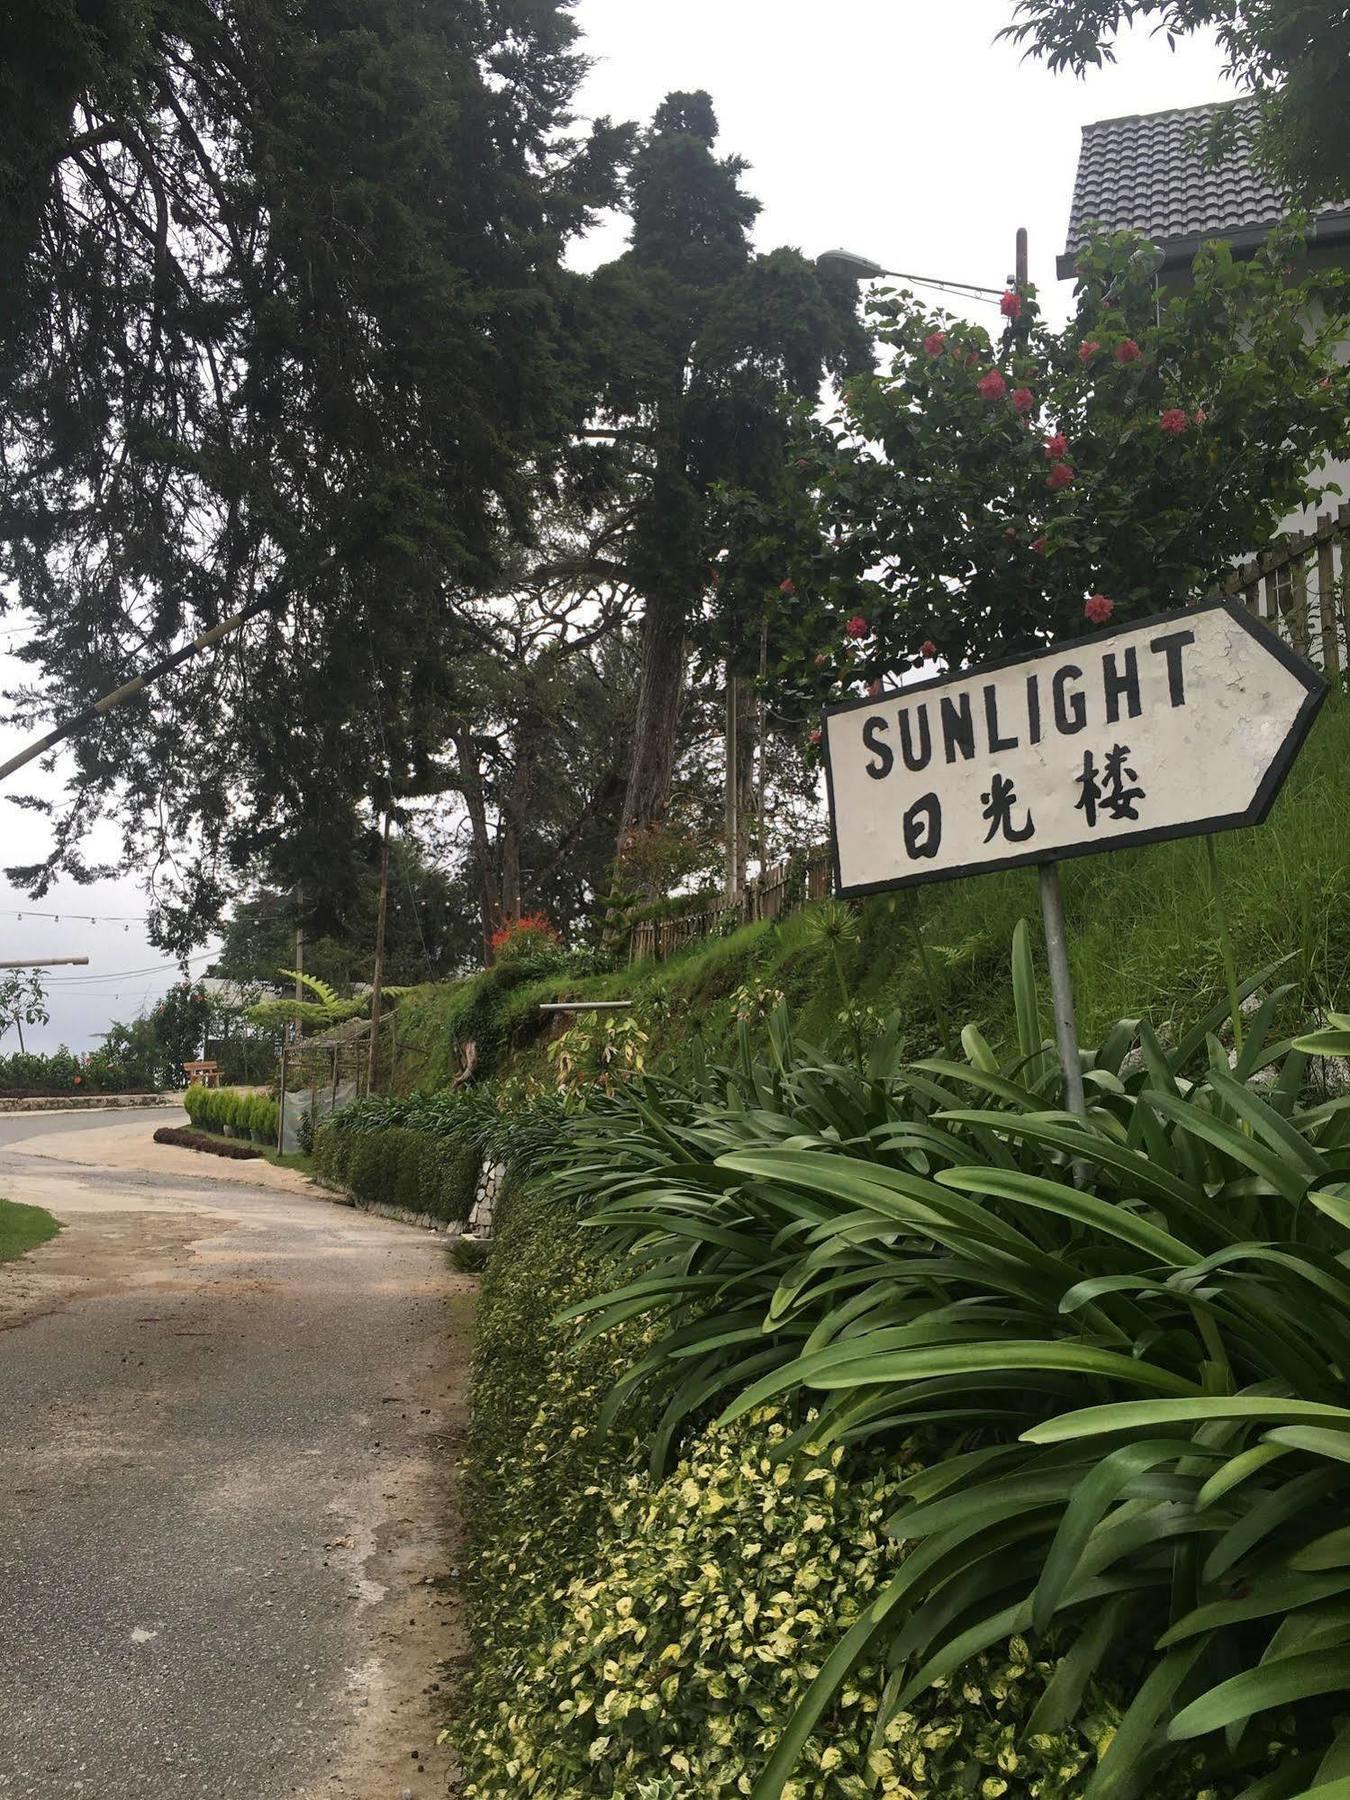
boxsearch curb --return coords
[0,1094,178,1116]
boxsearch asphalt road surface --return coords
[0,1108,472,1800]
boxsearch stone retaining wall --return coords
[0,1093,176,1115]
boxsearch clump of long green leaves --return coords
[551,925,1350,1799]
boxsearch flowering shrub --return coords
[712,224,1349,703]
[488,913,563,966]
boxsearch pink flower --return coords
[809,727,822,747]
[1192,408,1207,425]
[845,615,869,639]
[1084,593,1114,625]
[867,678,883,698]
[919,639,938,659]
[978,370,1008,402]
[1159,408,1189,435]
[1000,290,1023,319]
[1115,338,1141,364]
[1046,462,1075,491]
[1044,432,1068,460]
[779,577,795,595]
[813,650,831,667]
[923,330,946,356]
[1078,340,1100,363]
[1031,535,1048,555]
[795,457,810,469]
[1320,376,1333,391]
[1011,386,1034,414]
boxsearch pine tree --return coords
[570,92,868,882]
[0,0,627,945]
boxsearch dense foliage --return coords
[519,938,1350,1797]
[312,1112,481,1225]
[455,1146,1220,1798]
[183,1083,280,1146]
[0,0,625,942]
[717,227,1349,717]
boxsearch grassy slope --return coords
[0,1197,60,1263]
[391,693,1350,1088]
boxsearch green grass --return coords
[386,691,1350,1087]
[0,1197,60,1263]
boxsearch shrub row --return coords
[454,1181,1154,1800]
[0,1046,157,1095]
[312,1121,480,1225]
[182,1083,280,1145]
[153,1125,261,1160]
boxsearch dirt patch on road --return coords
[0,1205,221,1331]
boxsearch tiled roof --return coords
[1060,100,1350,274]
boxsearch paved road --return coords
[0,1111,472,1800]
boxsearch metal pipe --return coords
[1038,861,1086,1118]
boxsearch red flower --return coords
[1043,432,1068,460]
[1000,289,1023,319]
[1031,536,1049,555]
[1084,593,1114,625]
[1011,386,1034,414]
[1046,462,1075,491]
[1078,340,1100,362]
[1115,338,1141,364]
[809,727,822,747]
[977,369,1007,402]
[923,330,946,356]
[1159,407,1189,435]
[778,577,795,595]
[74,1075,82,1085]
[845,615,869,639]
[919,639,938,659]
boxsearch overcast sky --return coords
[0,2,1232,1053]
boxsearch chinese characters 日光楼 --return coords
[854,626,1192,864]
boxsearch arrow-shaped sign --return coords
[823,599,1326,897]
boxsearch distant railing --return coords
[628,844,832,965]
[628,509,1350,967]
[1214,504,1350,674]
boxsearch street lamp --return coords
[816,247,1004,304]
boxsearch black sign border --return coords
[821,597,1328,899]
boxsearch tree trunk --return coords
[450,723,500,959]
[499,712,543,923]
[616,584,686,882]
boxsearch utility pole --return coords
[292,885,305,1046]
[365,814,392,1095]
[724,668,739,904]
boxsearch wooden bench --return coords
[182,1059,222,1089]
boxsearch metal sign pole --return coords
[1037,860,1086,1118]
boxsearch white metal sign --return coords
[824,599,1325,896]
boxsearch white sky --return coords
[0,1,1231,1052]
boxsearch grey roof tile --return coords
[1062,99,1350,268]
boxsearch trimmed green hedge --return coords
[312,1120,480,1224]
[183,1083,280,1145]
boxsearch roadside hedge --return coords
[454,1181,1199,1800]
[183,1083,280,1145]
[312,1120,480,1224]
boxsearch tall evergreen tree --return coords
[0,0,626,946]
[570,92,868,880]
